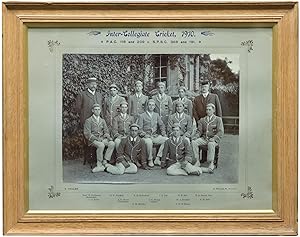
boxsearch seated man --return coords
[105,124,149,175]
[84,103,115,173]
[111,101,135,149]
[191,103,224,172]
[137,99,168,167]
[167,100,193,141]
[161,123,202,176]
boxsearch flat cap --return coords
[130,123,140,129]
[157,82,166,87]
[120,101,129,106]
[92,103,101,109]
[87,77,97,83]
[109,83,119,90]
[135,80,143,86]
[178,86,187,92]
[206,103,216,109]
[175,100,184,106]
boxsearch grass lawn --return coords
[63,134,238,184]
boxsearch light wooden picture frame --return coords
[3,1,298,235]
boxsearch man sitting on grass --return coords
[105,124,150,175]
[161,123,203,176]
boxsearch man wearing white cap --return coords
[112,101,135,149]
[76,77,103,127]
[152,82,173,126]
[128,80,148,120]
[105,123,149,175]
[84,104,115,173]
[191,103,224,172]
[137,99,168,167]
[161,123,203,176]
[103,83,126,129]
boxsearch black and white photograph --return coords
[62,53,240,184]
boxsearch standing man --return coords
[112,101,135,149]
[128,80,148,121]
[103,83,126,129]
[105,124,149,175]
[83,104,115,173]
[193,80,222,122]
[161,123,203,176]
[167,101,193,141]
[137,99,168,167]
[152,82,173,126]
[76,77,102,127]
[172,86,193,117]
[191,103,224,172]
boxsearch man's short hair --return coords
[206,103,216,110]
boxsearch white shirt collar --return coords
[202,92,209,98]
[93,114,100,122]
[136,93,142,98]
[88,88,96,95]
[176,112,184,118]
[130,136,137,142]
[120,113,127,118]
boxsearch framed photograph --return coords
[3,1,298,235]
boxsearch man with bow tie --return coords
[105,124,149,175]
[167,100,193,141]
[161,123,202,176]
[84,104,115,173]
[103,83,126,129]
[112,101,135,149]
[172,86,193,117]
[191,103,224,172]
[193,80,222,122]
[152,82,173,126]
[76,77,103,127]
[137,99,168,167]
[128,80,148,121]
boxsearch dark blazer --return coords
[76,90,103,127]
[112,114,135,139]
[161,137,193,168]
[116,136,147,168]
[192,93,222,122]
[167,113,193,138]
[195,115,224,143]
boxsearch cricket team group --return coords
[75,77,224,176]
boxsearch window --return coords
[153,55,168,87]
